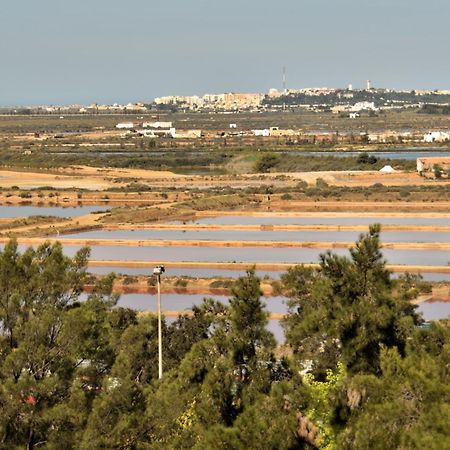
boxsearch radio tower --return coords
[282,66,287,111]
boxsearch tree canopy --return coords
[0,233,448,449]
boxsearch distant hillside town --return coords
[2,83,450,116]
[153,83,450,113]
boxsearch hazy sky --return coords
[1,0,448,105]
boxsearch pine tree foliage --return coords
[0,234,447,449]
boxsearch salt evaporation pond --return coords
[417,301,450,321]
[0,205,110,218]
[88,266,282,279]
[175,215,450,227]
[9,244,450,267]
[62,228,450,244]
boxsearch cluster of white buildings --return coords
[115,121,202,139]
[80,103,148,113]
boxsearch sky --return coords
[0,0,448,105]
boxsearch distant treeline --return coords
[419,104,450,115]
[265,90,450,107]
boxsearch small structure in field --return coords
[379,165,395,173]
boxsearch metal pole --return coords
[157,273,163,379]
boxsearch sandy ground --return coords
[86,260,450,274]
[2,166,447,191]
[248,170,449,187]
[0,169,112,190]
[0,166,186,190]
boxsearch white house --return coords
[116,122,134,129]
[424,131,450,143]
[253,129,270,137]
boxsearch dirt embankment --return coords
[85,275,450,306]
[5,236,450,251]
[87,260,450,274]
[108,223,450,233]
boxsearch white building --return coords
[253,129,270,137]
[424,131,450,143]
[141,127,176,138]
[143,121,173,129]
[116,122,135,129]
[351,102,377,112]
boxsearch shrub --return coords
[255,153,280,173]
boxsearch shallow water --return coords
[10,244,448,266]
[114,292,288,314]
[0,205,110,218]
[417,301,450,321]
[62,228,450,244]
[176,215,450,227]
[88,266,282,279]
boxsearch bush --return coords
[357,152,378,164]
[434,164,443,179]
[255,153,280,173]
[174,278,188,288]
[315,178,329,189]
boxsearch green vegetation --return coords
[266,90,450,109]
[0,232,448,449]
[252,153,415,173]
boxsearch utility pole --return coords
[153,265,165,379]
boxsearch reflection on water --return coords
[0,205,110,218]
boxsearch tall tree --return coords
[282,225,420,376]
